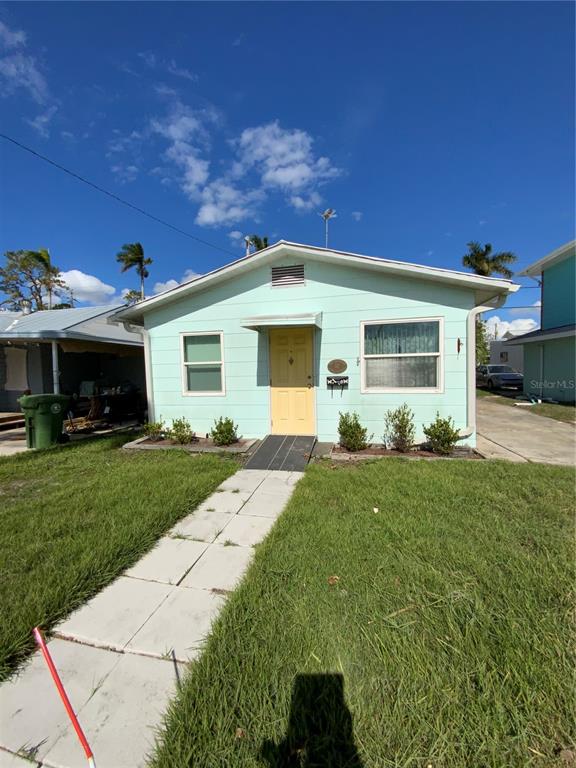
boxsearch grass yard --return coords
[153,459,575,768]
[477,389,576,424]
[0,435,236,680]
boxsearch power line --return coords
[0,132,236,258]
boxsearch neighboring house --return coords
[115,241,518,446]
[490,331,524,372]
[0,306,144,411]
[506,240,575,402]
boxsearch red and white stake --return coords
[33,627,96,768]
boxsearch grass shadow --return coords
[260,673,363,767]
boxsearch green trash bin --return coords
[18,394,70,449]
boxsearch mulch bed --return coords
[331,444,481,460]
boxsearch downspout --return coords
[51,341,60,394]
[141,327,155,422]
[459,295,508,439]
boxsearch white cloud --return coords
[153,268,200,295]
[59,270,117,305]
[196,180,262,226]
[137,51,198,82]
[235,121,340,197]
[485,315,538,339]
[25,105,58,138]
[110,163,139,183]
[0,20,26,49]
[351,211,363,222]
[290,191,322,212]
[0,50,48,104]
[228,230,244,243]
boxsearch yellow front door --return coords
[269,327,315,435]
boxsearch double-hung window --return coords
[181,332,225,395]
[361,318,443,392]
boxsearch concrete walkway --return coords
[476,397,576,466]
[0,468,302,768]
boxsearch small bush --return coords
[169,417,195,444]
[210,416,239,446]
[423,412,460,455]
[143,420,165,442]
[383,403,415,452]
[338,411,370,452]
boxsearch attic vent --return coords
[271,264,305,287]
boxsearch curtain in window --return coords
[364,322,439,355]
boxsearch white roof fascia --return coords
[518,240,576,277]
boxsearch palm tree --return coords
[249,235,269,252]
[123,288,143,306]
[30,248,62,309]
[116,242,152,300]
[462,241,517,279]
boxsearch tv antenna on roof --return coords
[319,208,337,248]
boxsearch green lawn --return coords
[477,389,576,424]
[153,459,575,768]
[0,436,236,680]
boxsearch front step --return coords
[245,434,316,471]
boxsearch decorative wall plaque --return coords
[327,359,347,374]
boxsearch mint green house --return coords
[507,240,575,403]
[117,242,517,446]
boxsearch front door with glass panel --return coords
[269,327,315,435]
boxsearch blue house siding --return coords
[145,258,475,444]
[524,338,576,403]
[541,255,576,329]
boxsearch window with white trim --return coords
[362,319,442,391]
[182,333,224,394]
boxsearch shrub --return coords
[383,403,415,452]
[423,412,460,455]
[338,411,370,452]
[169,417,195,444]
[210,416,239,446]
[143,420,165,442]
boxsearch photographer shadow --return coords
[260,673,364,767]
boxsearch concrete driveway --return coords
[476,397,576,466]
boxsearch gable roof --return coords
[519,239,576,277]
[0,305,142,346]
[115,240,519,324]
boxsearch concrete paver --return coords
[196,489,251,515]
[42,653,180,768]
[214,514,276,546]
[54,577,171,650]
[0,750,40,767]
[218,469,269,494]
[169,508,232,543]
[239,489,292,518]
[0,641,120,762]
[126,586,224,662]
[477,398,575,465]
[125,537,208,585]
[180,543,254,592]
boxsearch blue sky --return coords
[0,1,574,336]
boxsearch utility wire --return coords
[0,132,237,258]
